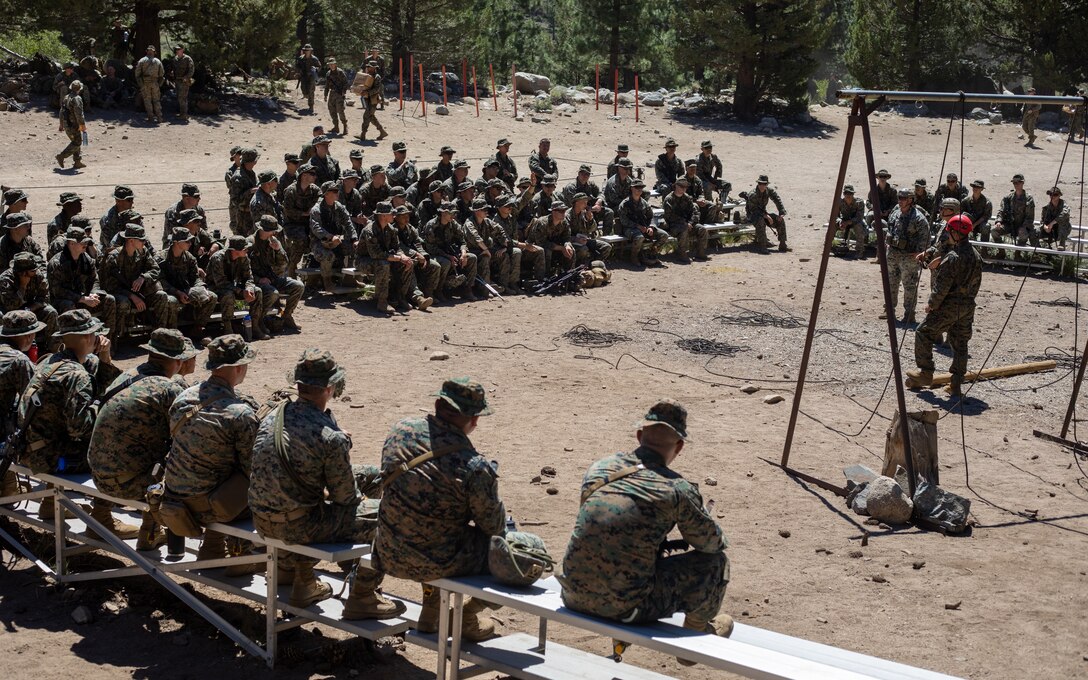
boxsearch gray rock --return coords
[975,119,992,126]
[423,91,442,103]
[683,94,705,107]
[435,105,449,116]
[866,476,913,524]
[429,351,450,361]
[642,93,665,107]
[598,88,614,104]
[617,91,636,104]
[71,605,94,624]
[762,394,784,404]
[970,107,990,119]
[580,86,596,94]
[554,103,576,114]
[849,483,872,514]
[758,116,779,130]
[514,72,552,94]
[795,111,813,124]
[740,384,759,394]
[571,93,591,104]
[988,112,1003,124]
[843,464,879,486]
[896,102,929,117]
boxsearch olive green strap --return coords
[579,463,645,505]
[170,395,229,437]
[381,443,464,489]
[272,399,322,498]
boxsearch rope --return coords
[561,324,631,348]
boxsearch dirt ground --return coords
[1,88,1087,680]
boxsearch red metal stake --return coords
[398,57,403,111]
[635,73,639,123]
[472,66,480,117]
[419,63,425,116]
[595,64,600,110]
[613,69,618,116]
[489,63,498,111]
[512,63,518,118]
[442,64,448,107]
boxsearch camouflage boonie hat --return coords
[484,158,500,169]
[487,178,505,189]
[946,172,959,181]
[428,180,444,193]
[392,140,408,152]
[3,188,28,206]
[70,215,92,229]
[117,208,143,223]
[1047,186,1062,196]
[488,531,554,587]
[299,164,318,177]
[258,170,278,184]
[312,135,331,146]
[177,208,202,225]
[54,308,105,337]
[664,138,678,147]
[457,181,474,193]
[226,235,248,251]
[433,377,492,416]
[617,158,633,168]
[113,185,134,200]
[516,176,532,188]
[876,169,892,178]
[374,201,393,215]
[570,192,590,203]
[369,164,386,176]
[240,148,260,163]
[940,198,961,210]
[122,223,146,240]
[630,178,645,189]
[616,143,629,152]
[897,187,913,198]
[64,226,89,242]
[578,164,591,174]
[496,138,512,147]
[57,191,82,206]
[229,145,243,157]
[453,160,470,169]
[1011,173,1025,183]
[341,169,360,180]
[674,178,690,188]
[470,197,489,211]
[685,158,698,167]
[843,184,855,194]
[700,140,713,149]
[169,227,194,243]
[393,205,410,216]
[440,145,456,155]
[756,174,770,184]
[320,180,339,194]
[284,154,301,164]
[302,44,313,50]
[389,186,406,197]
[326,56,337,65]
[640,399,689,440]
[140,328,200,360]
[542,174,558,186]
[970,179,985,188]
[205,334,256,369]
[181,183,201,197]
[4,212,31,229]
[258,215,281,231]
[0,310,46,337]
[349,149,364,159]
[914,178,927,187]
[498,195,517,208]
[438,200,456,213]
[550,201,568,212]
[11,252,38,273]
[292,348,346,388]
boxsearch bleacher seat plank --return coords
[409,630,674,680]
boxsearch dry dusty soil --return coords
[1,87,1087,679]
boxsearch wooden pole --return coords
[419,63,426,116]
[462,59,467,98]
[613,68,618,116]
[489,63,498,111]
[472,66,480,117]
[595,64,600,110]
[512,63,518,118]
[635,73,639,123]
[442,64,448,107]
[931,360,1057,387]
[398,58,403,111]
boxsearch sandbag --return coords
[883,409,939,485]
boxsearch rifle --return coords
[0,390,40,480]
[476,276,504,301]
[532,264,587,296]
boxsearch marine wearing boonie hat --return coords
[53,308,106,338]
[205,333,256,369]
[291,348,346,389]
[639,399,689,440]
[113,185,135,201]
[140,328,201,360]
[0,310,46,337]
[433,377,492,416]
[56,191,82,206]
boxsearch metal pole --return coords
[595,64,600,110]
[409,53,414,99]
[859,98,918,497]
[472,66,479,117]
[635,74,639,123]
[613,69,618,116]
[782,98,860,467]
[837,88,1084,106]
[398,58,403,111]
[419,63,425,116]
[512,63,517,118]
[1061,331,1088,438]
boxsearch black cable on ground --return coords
[561,324,630,348]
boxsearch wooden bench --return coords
[0,465,413,668]
[428,575,963,680]
[295,267,375,296]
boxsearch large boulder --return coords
[682,94,705,107]
[598,88,614,104]
[642,92,665,107]
[866,476,913,524]
[617,91,636,104]
[514,72,552,95]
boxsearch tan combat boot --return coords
[460,597,499,642]
[37,485,76,521]
[86,499,140,540]
[290,564,333,608]
[1,470,18,502]
[135,513,167,551]
[904,369,934,390]
[341,569,406,620]
[677,613,734,666]
[415,584,442,633]
[321,272,337,292]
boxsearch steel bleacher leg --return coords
[534,616,547,653]
[265,546,277,668]
[53,489,66,581]
[449,592,464,680]
[437,587,450,680]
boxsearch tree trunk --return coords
[131,0,161,65]
[608,0,620,85]
[735,55,758,120]
[906,0,922,89]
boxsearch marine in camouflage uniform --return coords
[159,227,217,335]
[431,147,456,184]
[356,61,387,142]
[662,179,708,262]
[248,216,304,330]
[309,182,357,291]
[103,185,136,250]
[0,252,57,349]
[278,154,300,204]
[357,202,426,313]
[1039,186,1071,250]
[340,171,366,235]
[618,179,669,266]
[134,46,164,123]
[528,203,575,274]
[48,192,83,243]
[961,180,993,243]
[528,139,559,182]
[205,236,267,339]
[907,216,983,397]
[422,203,477,300]
[603,160,635,228]
[992,174,1037,251]
[360,166,392,216]
[1022,92,1041,145]
[440,161,472,202]
[494,195,540,288]
[0,212,46,275]
[0,311,40,500]
[48,226,117,338]
[229,149,260,237]
[310,136,342,187]
[18,309,121,474]
[88,329,199,548]
[172,45,194,120]
[912,179,934,221]
[101,224,170,339]
[696,141,730,201]
[163,335,261,562]
[745,175,789,252]
[883,189,929,323]
[387,141,418,189]
[249,170,285,236]
[393,205,442,298]
[837,185,866,257]
[282,165,320,277]
[323,57,349,134]
[373,377,505,640]
[864,169,897,229]
[561,165,614,236]
[249,349,405,618]
[56,81,88,169]
[565,193,613,265]
[560,401,731,646]
[296,45,321,111]
[932,173,968,223]
[654,139,684,195]
[607,144,630,179]
[491,138,518,189]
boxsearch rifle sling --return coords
[170,394,231,437]
[381,442,465,489]
[99,372,149,407]
[579,463,646,505]
[272,399,322,498]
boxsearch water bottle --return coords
[242,314,253,341]
[166,529,185,556]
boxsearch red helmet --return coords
[947,214,973,236]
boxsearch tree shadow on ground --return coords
[670,111,840,141]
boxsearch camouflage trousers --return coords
[1040,220,1072,248]
[702,179,732,203]
[140,82,162,120]
[356,257,420,307]
[1022,110,1039,140]
[519,246,545,282]
[360,106,386,138]
[623,226,669,261]
[165,285,217,328]
[94,468,156,506]
[257,276,304,317]
[22,437,89,476]
[284,232,310,276]
[590,207,616,235]
[916,301,975,384]
[232,208,254,237]
[886,247,921,317]
[312,241,353,277]
[562,550,729,624]
[840,219,866,254]
[666,222,708,258]
[55,294,115,339]
[301,80,316,109]
[435,253,477,292]
[543,244,575,274]
[115,285,171,338]
[753,213,787,248]
[214,285,265,328]
[489,247,521,289]
[372,523,491,582]
[992,223,1039,249]
[468,249,493,285]
[58,128,83,163]
[228,203,239,236]
[971,220,992,243]
[177,80,190,118]
[412,257,442,297]
[327,92,347,129]
[573,239,612,264]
